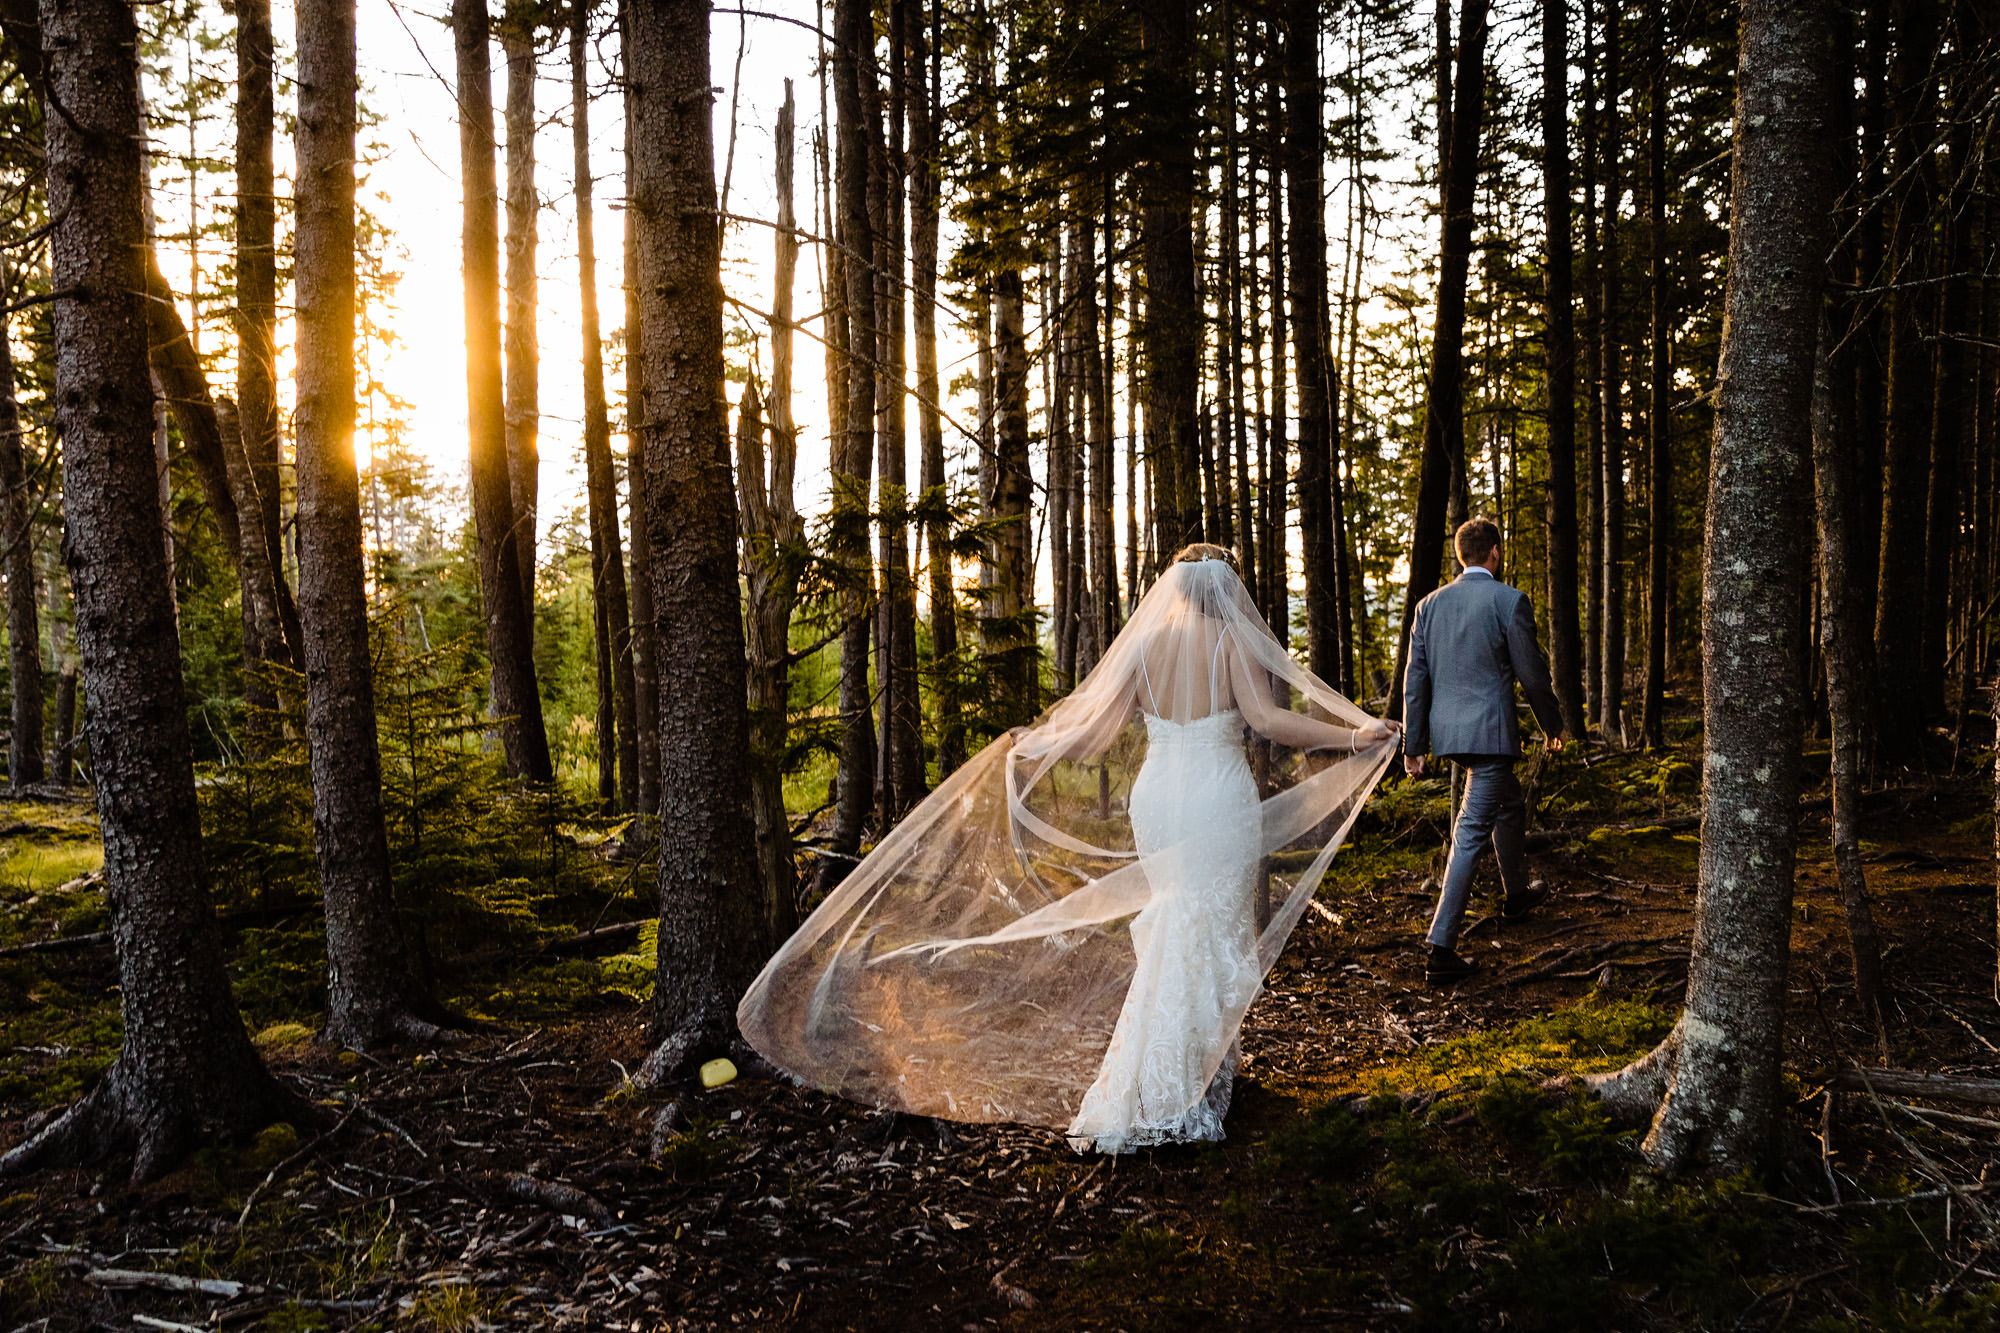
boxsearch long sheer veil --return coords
[737,559,1397,1129]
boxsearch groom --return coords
[1401,517,1567,984]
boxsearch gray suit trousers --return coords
[1425,757,1528,949]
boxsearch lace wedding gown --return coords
[736,557,1398,1153]
[1067,709,1263,1152]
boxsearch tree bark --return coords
[1138,0,1201,558]
[621,0,661,824]
[1641,0,1671,750]
[1874,0,1937,764]
[1543,0,1586,740]
[826,0,878,875]
[502,11,540,619]
[234,0,288,695]
[454,0,554,783]
[738,80,805,945]
[626,0,764,1076]
[987,265,1035,726]
[1286,0,1336,688]
[1,0,301,1182]
[1813,315,1890,1055]
[1581,3,1604,727]
[1589,0,1835,1171]
[1390,0,1489,721]
[1599,0,1626,746]
[295,0,443,1050]
[910,2,959,775]
[878,0,921,819]
[0,297,42,786]
[571,0,638,815]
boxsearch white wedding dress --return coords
[736,557,1398,1152]
[1066,708,1263,1152]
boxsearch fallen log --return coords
[1831,1067,2000,1108]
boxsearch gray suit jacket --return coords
[1402,567,1564,761]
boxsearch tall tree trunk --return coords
[296,0,443,1050]
[502,12,540,619]
[1925,8,1975,727]
[622,0,661,823]
[1600,0,1626,745]
[1581,3,1604,727]
[1267,109,1289,647]
[826,0,878,875]
[0,0,300,1181]
[628,0,764,1076]
[234,0,287,704]
[909,3,960,775]
[1641,0,1671,750]
[454,0,554,783]
[572,0,638,815]
[1542,0,1587,739]
[1874,0,1937,764]
[988,265,1035,725]
[1814,316,1891,1055]
[1390,0,1490,720]
[1138,0,1201,557]
[1589,0,1835,1170]
[876,1,921,820]
[1088,196,1119,666]
[0,299,41,787]
[1287,0,1336,687]
[738,80,805,942]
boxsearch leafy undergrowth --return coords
[4,724,2000,1328]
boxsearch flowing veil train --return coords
[737,556,1398,1143]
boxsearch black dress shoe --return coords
[1502,880,1551,920]
[1425,945,1477,984]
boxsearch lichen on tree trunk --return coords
[1587,0,1837,1173]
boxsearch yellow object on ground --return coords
[699,1058,737,1089]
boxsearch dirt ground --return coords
[5,742,2000,1330]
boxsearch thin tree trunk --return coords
[876,2,921,820]
[627,0,764,1076]
[1267,108,1288,647]
[910,3,960,775]
[622,27,661,824]
[1874,0,1937,763]
[1582,2,1604,728]
[1390,0,1490,720]
[0,297,41,787]
[454,0,554,783]
[1600,0,1626,746]
[1089,189,1119,662]
[826,0,878,873]
[989,265,1035,725]
[296,0,443,1050]
[572,0,638,814]
[502,13,540,620]
[1543,0,1587,739]
[1589,0,1836,1170]
[739,79,805,940]
[1641,0,1671,750]
[0,0,300,1181]
[1287,0,1336,687]
[234,0,287,702]
[1813,316,1891,1057]
[1139,0,1201,556]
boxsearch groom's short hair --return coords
[1455,517,1501,566]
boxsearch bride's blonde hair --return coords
[1172,542,1239,570]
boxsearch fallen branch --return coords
[235,1105,359,1229]
[1830,1068,2000,1108]
[85,1268,258,1298]
[0,930,108,958]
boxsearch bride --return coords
[738,543,1401,1152]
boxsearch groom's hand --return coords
[1404,754,1425,777]
[1544,733,1567,754]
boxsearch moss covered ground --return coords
[3,722,2000,1328]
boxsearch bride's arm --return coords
[1225,636,1398,753]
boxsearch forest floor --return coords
[4,719,2000,1330]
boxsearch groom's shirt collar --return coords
[1457,566,1496,580]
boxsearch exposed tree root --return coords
[0,1056,316,1185]
[1583,1017,1683,1131]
